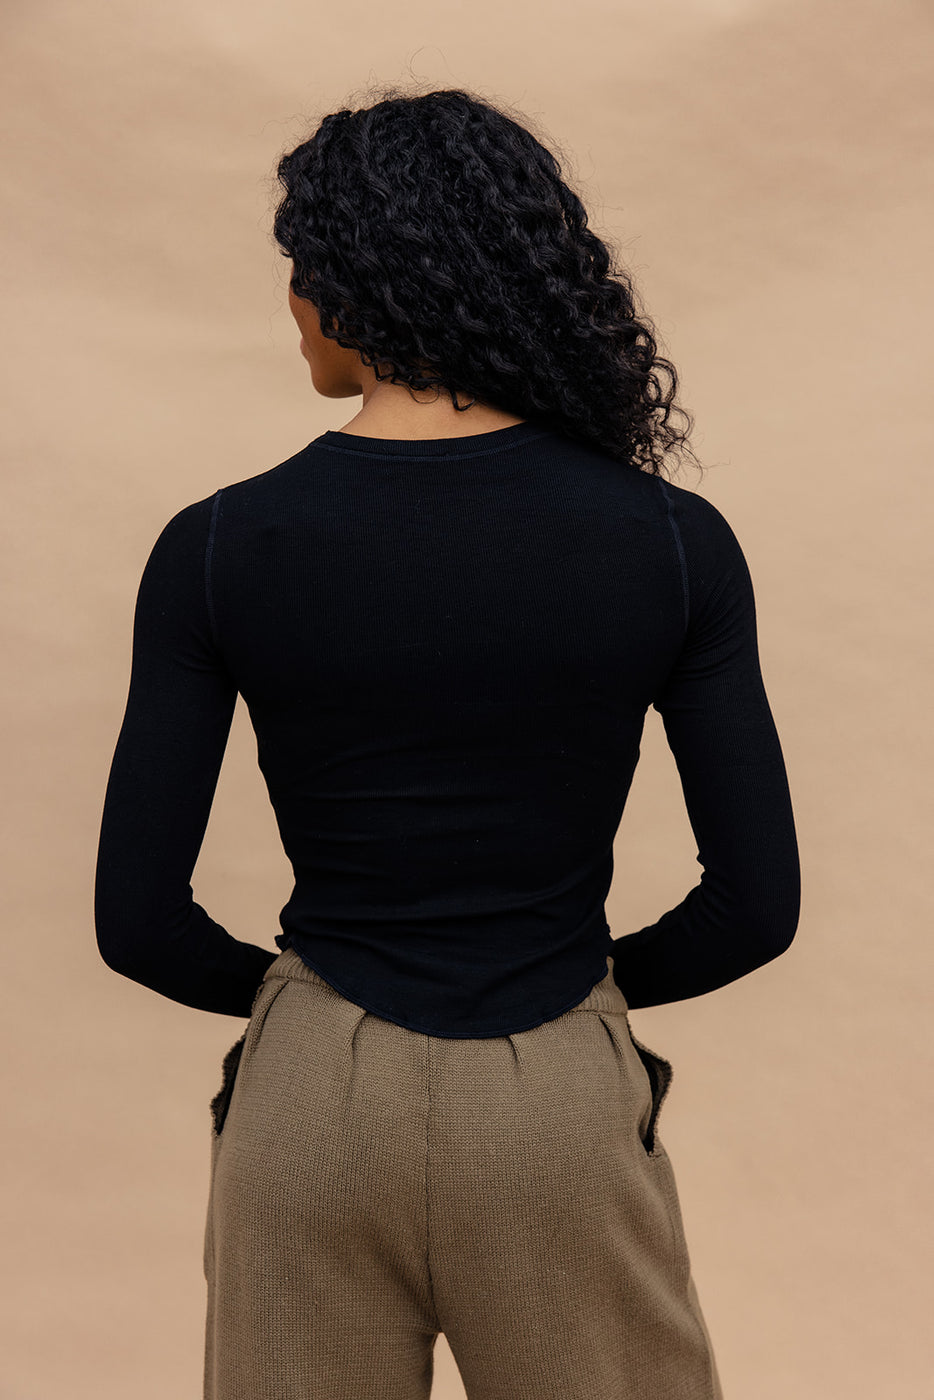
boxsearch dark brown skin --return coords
[287,273,526,440]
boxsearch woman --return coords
[95,84,800,1400]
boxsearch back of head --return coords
[271,81,704,482]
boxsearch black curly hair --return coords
[271,81,704,481]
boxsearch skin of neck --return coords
[287,278,526,439]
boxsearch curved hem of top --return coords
[281,944,616,1039]
[310,419,557,459]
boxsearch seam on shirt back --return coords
[656,476,689,636]
[205,487,224,651]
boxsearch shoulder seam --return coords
[205,488,224,651]
[656,477,689,634]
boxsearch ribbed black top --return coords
[94,419,800,1033]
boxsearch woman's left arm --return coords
[94,491,278,1017]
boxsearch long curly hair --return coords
[271,82,704,481]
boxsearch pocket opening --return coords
[208,976,291,1140]
[627,1028,674,1157]
[209,1031,247,1138]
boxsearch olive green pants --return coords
[203,947,723,1399]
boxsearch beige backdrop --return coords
[2,1,931,1396]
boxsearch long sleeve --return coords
[94,490,279,1016]
[610,486,801,1009]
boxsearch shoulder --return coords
[655,475,736,534]
[655,476,750,567]
[142,493,221,575]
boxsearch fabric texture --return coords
[94,419,800,1032]
[203,946,723,1400]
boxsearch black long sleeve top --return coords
[94,419,800,1035]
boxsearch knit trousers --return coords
[203,946,723,1399]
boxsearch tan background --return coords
[2,0,932,1395]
